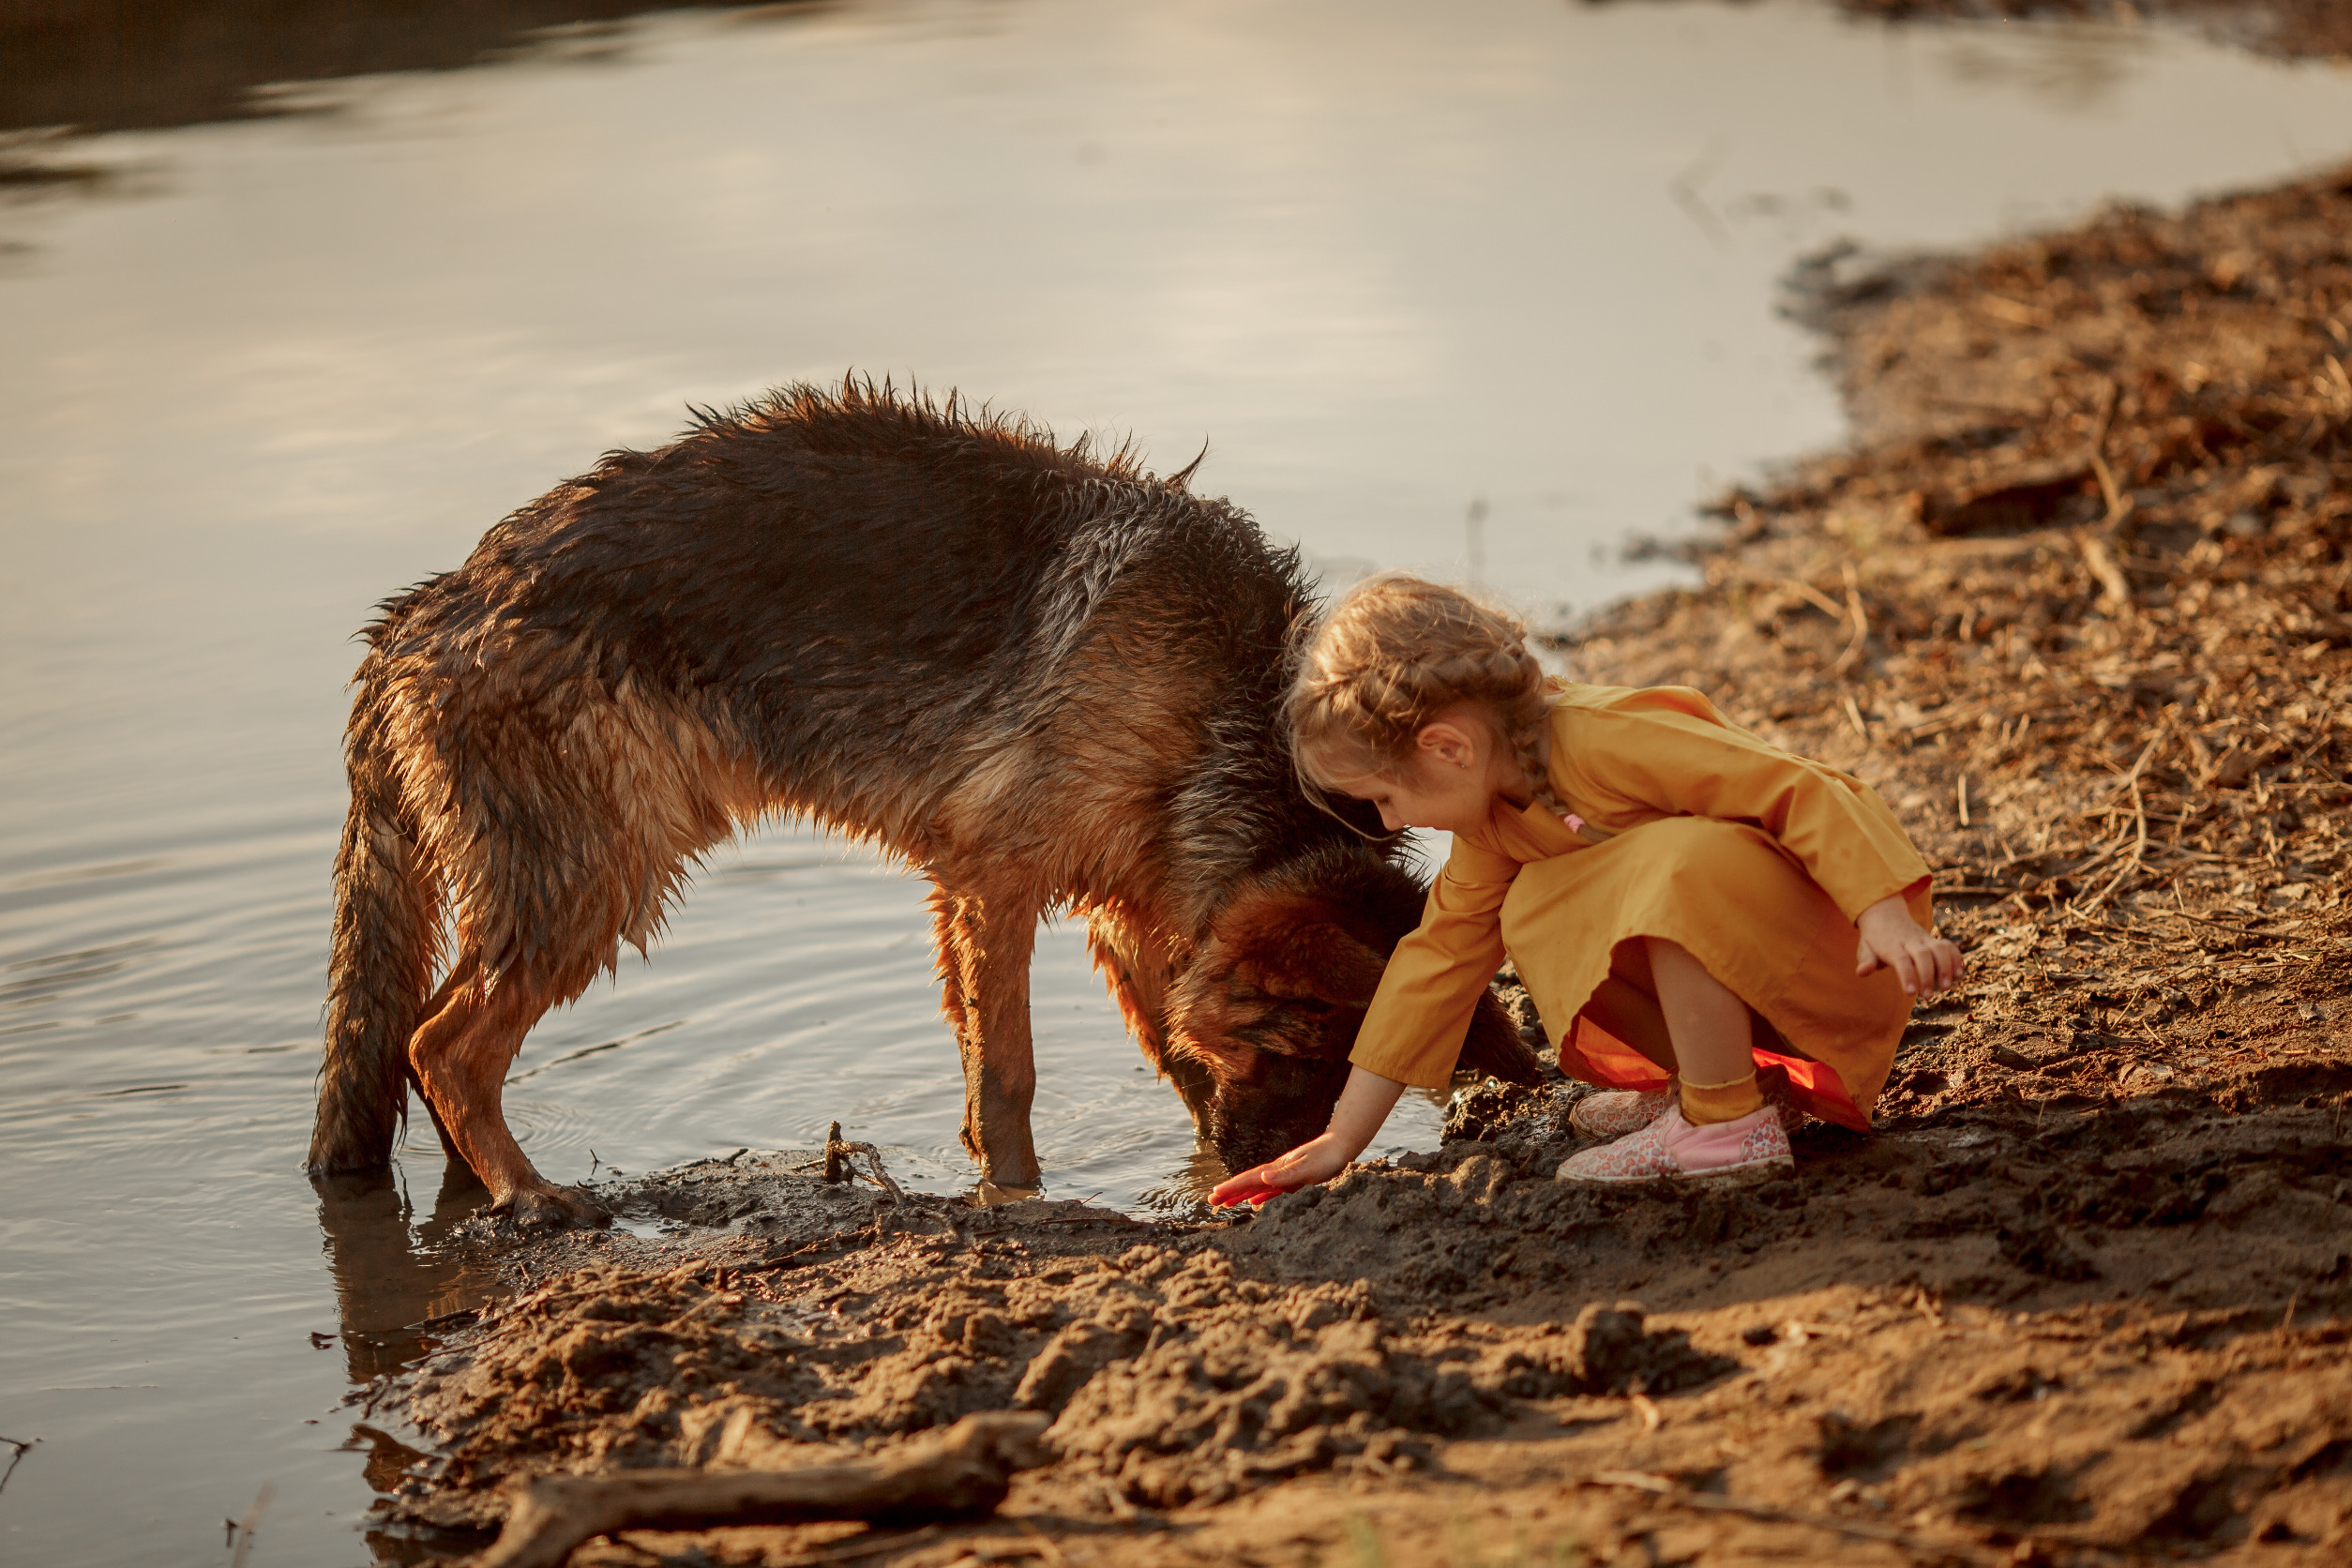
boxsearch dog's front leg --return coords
[930,882,1043,1191]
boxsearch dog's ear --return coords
[1218,895,1389,1008]
[1458,990,1543,1087]
[1255,920,1389,1006]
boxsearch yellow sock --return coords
[1681,1070,1762,1125]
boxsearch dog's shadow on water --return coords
[312,1163,504,1386]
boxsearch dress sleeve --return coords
[1346,835,1520,1090]
[1565,696,1931,921]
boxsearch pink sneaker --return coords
[1569,1079,1802,1139]
[1569,1084,1680,1139]
[1556,1105,1794,1187]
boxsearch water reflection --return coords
[0,0,813,136]
[344,1424,436,1495]
[1937,22,2156,109]
[313,1165,500,1384]
[351,1424,494,1567]
[315,1178,497,1566]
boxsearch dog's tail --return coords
[307,686,439,1174]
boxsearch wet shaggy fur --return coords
[308,380,1536,1221]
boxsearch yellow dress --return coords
[1348,684,1933,1129]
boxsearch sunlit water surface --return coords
[3,0,2349,1560]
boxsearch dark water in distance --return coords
[3,1,2350,1562]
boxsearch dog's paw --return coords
[490,1182,611,1230]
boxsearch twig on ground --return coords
[476,1412,1050,1568]
[2153,909,2286,939]
[737,1226,879,1276]
[2079,776,2148,912]
[2084,376,2132,529]
[1833,562,1872,673]
[2078,531,2134,615]
[2076,735,2162,913]
[1842,693,1872,744]
[822,1132,906,1201]
[1781,577,1847,621]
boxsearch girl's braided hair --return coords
[1285,573,1555,811]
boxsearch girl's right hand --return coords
[1855,895,1965,996]
[1210,1134,1356,1208]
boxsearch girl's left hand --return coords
[1856,895,1964,996]
[1209,1064,1408,1208]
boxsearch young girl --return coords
[1211,575,1962,1202]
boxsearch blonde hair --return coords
[1284,573,1554,807]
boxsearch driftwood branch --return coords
[473,1412,1050,1568]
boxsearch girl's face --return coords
[1323,705,1518,836]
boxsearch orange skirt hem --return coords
[1559,1016,1869,1132]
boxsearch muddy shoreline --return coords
[361,163,2352,1566]
[1821,0,2352,64]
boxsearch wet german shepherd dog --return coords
[307,380,1535,1222]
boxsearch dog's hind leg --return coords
[407,966,606,1227]
[400,957,480,1176]
[928,879,1045,1191]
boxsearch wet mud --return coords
[359,162,2352,1566]
[364,1093,2350,1565]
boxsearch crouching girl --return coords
[1212,575,1961,1202]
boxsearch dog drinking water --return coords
[306,379,1534,1222]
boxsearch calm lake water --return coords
[3,0,2349,1561]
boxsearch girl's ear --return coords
[1415,719,1476,771]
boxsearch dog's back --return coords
[363,381,1315,962]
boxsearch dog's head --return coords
[1161,850,1539,1177]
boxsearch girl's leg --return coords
[1644,936,1752,1085]
[1554,933,1788,1184]
[1646,936,1767,1125]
